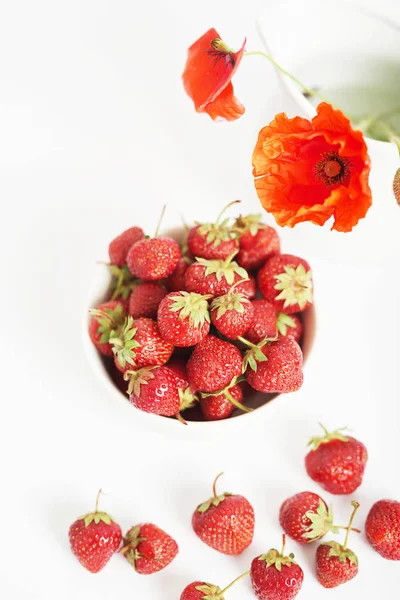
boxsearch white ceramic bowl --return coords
[82,228,316,433]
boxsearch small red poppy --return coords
[182,28,246,121]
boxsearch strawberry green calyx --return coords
[124,367,156,396]
[109,316,140,369]
[303,500,335,541]
[79,489,116,527]
[308,424,349,450]
[211,290,250,319]
[119,526,147,568]
[259,534,296,571]
[108,264,139,300]
[197,200,241,247]
[276,313,297,336]
[169,292,212,328]
[197,473,233,514]
[196,252,248,285]
[234,213,266,236]
[201,376,252,413]
[321,501,360,565]
[195,583,224,600]
[89,304,125,344]
[178,386,198,412]
[274,264,313,309]
[238,336,277,373]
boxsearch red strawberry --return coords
[210,287,254,339]
[185,253,249,298]
[279,491,357,544]
[192,473,255,555]
[305,425,368,495]
[187,201,240,260]
[187,335,243,393]
[180,573,249,600]
[258,254,313,314]
[200,384,244,420]
[157,291,211,346]
[316,501,360,588]
[125,366,180,416]
[88,301,126,357]
[128,281,168,319]
[127,237,181,281]
[244,337,303,394]
[251,535,304,600]
[365,499,400,560]
[235,214,280,271]
[277,313,303,343]
[69,490,122,573]
[120,523,178,574]
[108,226,145,267]
[110,317,174,372]
[235,274,256,298]
[245,299,277,344]
[167,358,199,417]
[166,257,191,291]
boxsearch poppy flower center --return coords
[208,38,236,68]
[314,151,351,187]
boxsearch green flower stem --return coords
[223,389,253,413]
[218,571,251,596]
[343,502,361,550]
[245,50,331,105]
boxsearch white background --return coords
[1,0,400,598]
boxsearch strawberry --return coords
[245,299,277,344]
[180,573,249,600]
[243,337,303,394]
[186,335,243,393]
[127,237,181,281]
[258,254,313,314]
[120,523,178,574]
[305,425,368,495]
[166,257,192,291]
[365,499,400,560]
[316,501,360,588]
[279,491,359,544]
[187,201,240,260]
[128,281,168,319]
[234,214,280,271]
[88,301,126,357]
[157,291,211,346]
[110,317,174,372]
[251,534,304,600]
[235,274,256,298]
[69,490,122,573]
[192,473,255,555]
[210,286,254,339]
[167,358,199,418]
[185,253,249,298]
[108,226,145,267]
[277,313,303,343]
[125,366,180,416]
[200,384,244,420]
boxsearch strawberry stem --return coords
[343,501,360,550]
[212,472,224,498]
[237,336,257,349]
[280,533,286,556]
[223,249,239,266]
[95,489,102,513]
[154,204,167,238]
[89,308,116,326]
[176,412,188,426]
[223,389,253,413]
[215,200,241,227]
[218,570,250,596]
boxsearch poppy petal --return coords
[204,82,245,121]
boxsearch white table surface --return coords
[1,0,399,598]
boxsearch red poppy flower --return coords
[252,103,372,232]
[182,28,246,121]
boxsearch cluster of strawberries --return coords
[69,426,400,597]
[88,202,313,421]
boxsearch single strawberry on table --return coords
[125,365,180,416]
[69,490,122,573]
[109,316,174,372]
[185,252,249,297]
[245,299,277,344]
[258,254,313,314]
[365,499,400,560]
[128,281,168,319]
[234,213,280,271]
[157,291,211,346]
[277,312,303,343]
[88,300,126,357]
[120,523,178,574]
[250,534,304,600]
[186,334,243,393]
[305,424,368,495]
[316,501,361,588]
[192,472,254,555]
[242,336,303,394]
[108,226,145,267]
[187,201,240,260]
[210,283,254,339]
[180,572,250,600]
[279,491,360,544]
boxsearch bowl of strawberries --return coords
[84,202,316,427]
